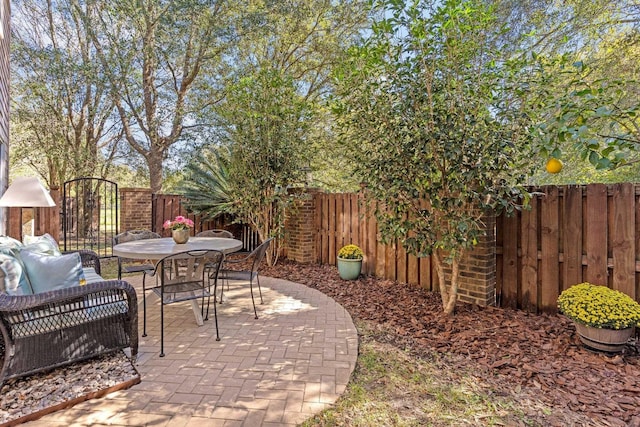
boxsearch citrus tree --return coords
[334,0,538,314]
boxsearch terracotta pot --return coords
[574,322,635,353]
[171,229,190,244]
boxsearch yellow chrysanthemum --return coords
[558,283,640,329]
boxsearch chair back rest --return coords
[249,238,274,273]
[114,230,161,245]
[196,229,234,239]
[155,249,225,284]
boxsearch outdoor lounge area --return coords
[2,1,640,425]
[11,273,358,426]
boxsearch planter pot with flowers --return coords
[163,216,195,244]
[337,244,363,280]
[557,283,640,353]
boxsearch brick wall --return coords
[0,0,10,235]
[120,188,153,231]
[456,214,496,306]
[285,188,320,263]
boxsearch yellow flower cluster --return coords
[338,244,364,260]
[557,283,640,330]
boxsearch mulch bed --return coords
[261,260,640,427]
[0,351,140,426]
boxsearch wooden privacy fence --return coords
[315,184,640,312]
[315,192,436,291]
[496,183,640,312]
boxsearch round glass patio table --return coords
[113,236,243,326]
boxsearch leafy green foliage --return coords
[181,68,311,264]
[534,58,640,173]
[178,150,234,220]
[334,0,538,313]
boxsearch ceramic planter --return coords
[337,257,362,280]
[172,229,190,244]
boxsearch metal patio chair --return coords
[196,229,234,238]
[142,249,225,357]
[113,230,161,280]
[218,238,273,319]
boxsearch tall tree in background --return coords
[75,0,236,192]
[10,0,121,188]
[181,0,369,263]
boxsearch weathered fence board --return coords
[611,183,635,296]
[540,186,560,311]
[500,213,519,308]
[520,198,539,312]
[585,184,608,284]
[562,186,583,288]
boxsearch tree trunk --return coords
[432,251,449,309]
[148,150,164,194]
[432,249,463,315]
[444,257,461,315]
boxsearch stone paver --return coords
[25,275,358,427]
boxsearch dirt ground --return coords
[261,260,640,427]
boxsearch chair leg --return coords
[219,277,226,304]
[205,279,212,321]
[159,299,165,357]
[257,275,264,304]
[142,274,147,337]
[202,293,209,321]
[213,289,220,341]
[249,278,258,320]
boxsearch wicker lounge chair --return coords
[0,249,138,384]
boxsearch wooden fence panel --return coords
[540,186,560,311]
[585,184,608,285]
[321,194,330,264]
[562,186,583,289]
[351,193,361,251]
[407,252,419,286]
[500,212,519,308]
[520,195,539,312]
[365,199,377,275]
[611,183,635,298]
[328,194,337,264]
[420,256,432,291]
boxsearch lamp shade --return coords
[0,177,56,207]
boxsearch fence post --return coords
[286,187,321,263]
[119,188,153,232]
[456,212,497,307]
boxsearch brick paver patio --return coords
[26,275,358,426]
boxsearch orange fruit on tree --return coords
[545,158,563,174]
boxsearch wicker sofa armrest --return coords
[0,280,133,312]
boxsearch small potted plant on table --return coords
[337,244,363,280]
[557,282,640,353]
[164,215,195,244]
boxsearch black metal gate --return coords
[62,177,118,257]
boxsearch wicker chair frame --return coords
[0,251,138,384]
